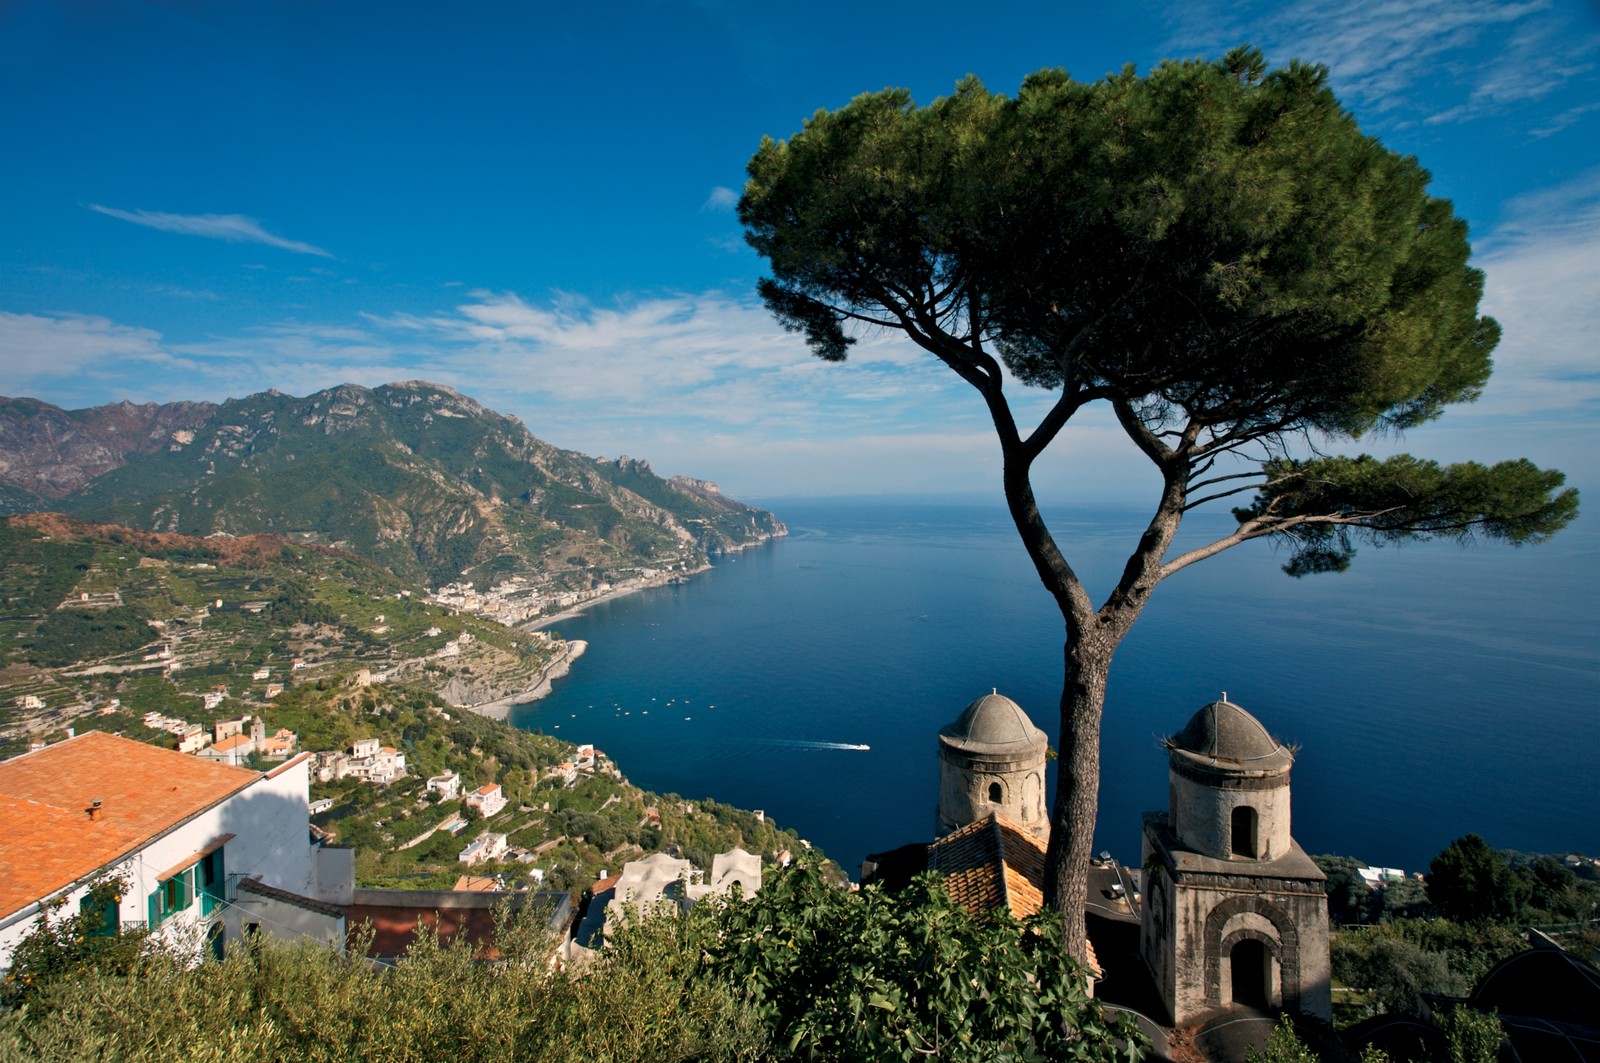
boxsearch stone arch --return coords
[1221,927,1279,1009]
[1203,895,1300,1008]
[987,779,1004,804]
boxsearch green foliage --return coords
[1440,1007,1504,1063]
[20,605,156,667]
[706,859,1145,1061]
[1,877,147,1009]
[742,50,1518,444]
[53,383,764,589]
[1246,1015,1320,1063]
[1427,834,1528,926]
[0,523,92,615]
[1331,919,1524,1021]
[1313,856,1430,925]
[1237,456,1578,576]
[0,901,765,1062]
[0,867,1149,1062]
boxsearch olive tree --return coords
[739,49,1577,957]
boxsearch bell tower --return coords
[935,691,1048,841]
[1140,697,1331,1023]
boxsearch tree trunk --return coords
[1042,635,1115,965]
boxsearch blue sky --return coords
[1,0,1596,503]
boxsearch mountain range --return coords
[0,382,783,588]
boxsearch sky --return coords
[1,0,1597,505]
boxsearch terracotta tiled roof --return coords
[926,814,1101,979]
[928,813,1046,920]
[0,731,259,918]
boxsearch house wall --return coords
[0,757,318,968]
[231,891,344,947]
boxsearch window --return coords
[79,891,119,938]
[148,868,195,926]
[988,781,1003,804]
[1231,806,1259,858]
[198,847,226,917]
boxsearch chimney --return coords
[87,799,103,822]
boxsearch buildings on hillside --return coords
[0,731,353,968]
[572,848,762,956]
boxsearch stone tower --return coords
[935,691,1049,842]
[1140,697,1331,1024]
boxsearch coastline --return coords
[463,639,588,721]
[466,531,787,720]
[528,563,713,631]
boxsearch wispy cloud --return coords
[86,204,332,257]
[702,186,739,211]
[0,311,183,403]
[1165,0,1599,129]
[1469,167,1600,421]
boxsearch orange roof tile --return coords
[210,733,252,752]
[0,731,259,918]
[926,814,1102,978]
[928,813,1047,921]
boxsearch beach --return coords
[529,565,712,630]
[464,639,588,721]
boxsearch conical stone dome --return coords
[1168,698,1293,776]
[939,692,1047,755]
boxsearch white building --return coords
[0,732,353,969]
[458,832,509,866]
[464,783,506,818]
[426,772,462,801]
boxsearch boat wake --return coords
[762,739,871,752]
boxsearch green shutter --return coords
[79,893,118,937]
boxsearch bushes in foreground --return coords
[0,861,1142,1062]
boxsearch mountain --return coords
[4,382,783,588]
[0,396,217,508]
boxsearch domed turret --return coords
[1166,697,1294,861]
[936,691,1048,840]
[1140,694,1331,1025]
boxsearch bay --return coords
[512,498,1599,876]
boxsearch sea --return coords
[511,497,1599,878]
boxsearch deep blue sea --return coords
[512,498,1598,877]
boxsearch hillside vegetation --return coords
[0,383,784,589]
[0,860,1137,1063]
[0,515,810,893]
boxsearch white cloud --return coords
[1469,168,1600,421]
[702,185,739,211]
[1165,0,1598,128]
[86,204,332,257]
[0,311,174,398]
